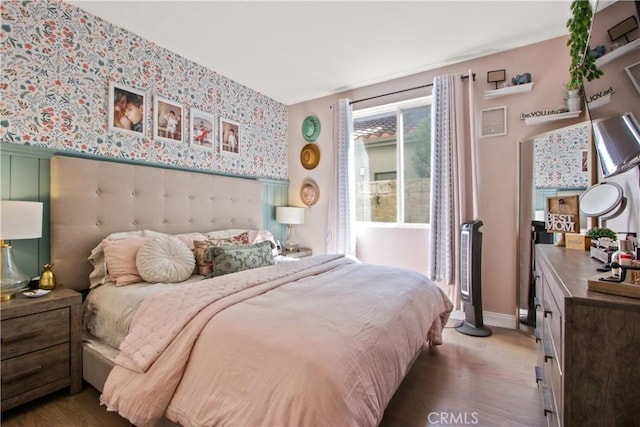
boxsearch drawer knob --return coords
[2,365,42,384]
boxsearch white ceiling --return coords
[68,1,575,105]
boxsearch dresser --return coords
[1,288,82,411]
[534,245,640,426]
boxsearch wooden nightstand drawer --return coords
[1,308,70,360]
[1,343,69,400]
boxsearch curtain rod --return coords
[349,73,475,106]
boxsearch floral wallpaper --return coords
[0,0,288,180]
[534,122,590,189]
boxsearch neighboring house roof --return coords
[353,108,427,140]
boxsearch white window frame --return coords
[352,96,432,226]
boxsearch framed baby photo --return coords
[220,117,240,155]
[108,82,146,137]
[154,96,184,144]
[190,108,215,150]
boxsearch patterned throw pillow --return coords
[193,232,250,276]
[205,240,275,278]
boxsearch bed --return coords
[49,155,453,427]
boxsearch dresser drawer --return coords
[1,344,69,400]
[1,308,70,360]
[543,282,562,370]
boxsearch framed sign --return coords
[545,195,579,234]
[480,106,507,137]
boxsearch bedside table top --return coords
[1,288,82,320]
[283,247,312,258]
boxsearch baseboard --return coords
[449,310,517,330]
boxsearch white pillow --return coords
[136,236,195,283]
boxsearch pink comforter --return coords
[101,255,452,426]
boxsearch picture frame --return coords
[219,117,240,155]
[108,82,146,136]
[190,108,215,150]
[624,61,640,95]
[480,106,507,137]
[154,96,184,144]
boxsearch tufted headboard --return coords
[50,155,264,291]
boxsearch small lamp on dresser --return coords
[0,200,43,300]
[276,206,305,252]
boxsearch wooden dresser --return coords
[534,245,640,426]
[1,288,82,411]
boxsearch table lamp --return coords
[1,200,43,300]
[276,206,305,252]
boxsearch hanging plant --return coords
[566,0,603,90]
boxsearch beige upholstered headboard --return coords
[50,155,264,291]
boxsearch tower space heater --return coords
[455,220,492,337]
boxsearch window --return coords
[353,97,431,224]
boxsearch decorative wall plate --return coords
[300,143,320,170]
[300,179,320,207]
[302,115,321,142]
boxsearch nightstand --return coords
[283,247,312,259]
[1,288,82,411]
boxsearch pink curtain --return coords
[428,71,479,308]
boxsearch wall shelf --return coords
[595,38,640,67]
[525,110,582,125]
[484,82,534,99]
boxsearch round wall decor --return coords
[300,143,320,170]
[301,115,321,142]
[300,179,320,207]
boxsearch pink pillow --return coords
[102,237,149,286]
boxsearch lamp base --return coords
[1,245,31,301]
[284,224,299,252]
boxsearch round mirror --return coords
[579,181,623,217]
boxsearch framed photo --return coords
[480,106,507,138]
[154,96,184,143]
[108,82,146,136]
[219,117,240,155]
[624,61,640,95]
[190,108,215,150]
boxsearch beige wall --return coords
[288,34,587,322]
[288,1,639,322]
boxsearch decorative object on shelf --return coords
[607,15,639,44]
[595,38,640,67]
[275,206,305,251]
[301,115,321,142]
[0,200,43,300]
[523,110,581,125]
[545,195,580,247]
[300,178,320,207]
[591,113,640,177]
[566,0,603,91]
[586,226,618,242]
[511,73,531,85]
[486,69,506,89]
[586,86,614,109]
[300,143,320,170]
[565,233,591,251]
[590,45,606,59]
[566,88,582,112]
[480,106,507,137]
[38,264,56,290]
[624,61,640,95]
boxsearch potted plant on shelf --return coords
[586,226,617,246]
[566,0,603,111]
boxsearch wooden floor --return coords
[2,326,543,427]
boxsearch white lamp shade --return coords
[0,201,43,240]
[276,206,305,225]
[592,112,640,177]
